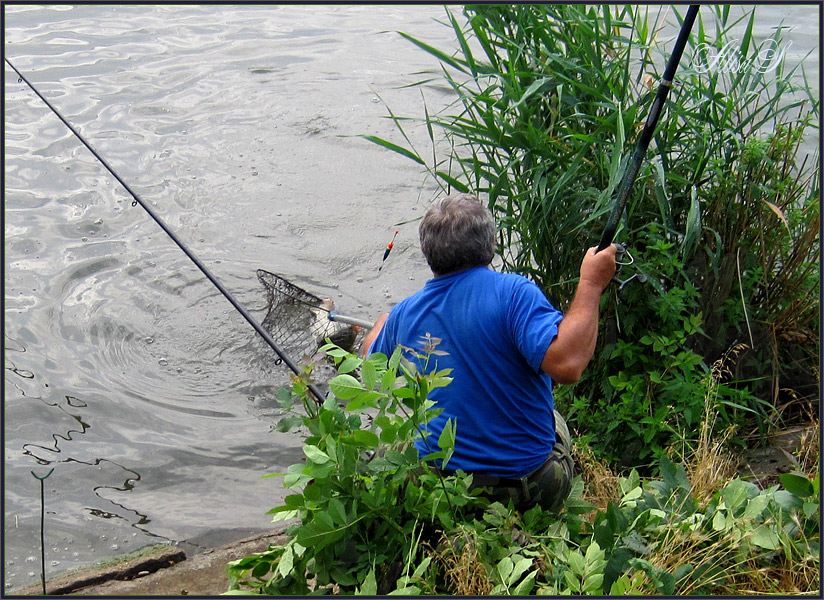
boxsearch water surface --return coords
[3,4,818,591]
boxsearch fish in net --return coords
[256,270,365,361]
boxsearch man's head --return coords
[419,193,496,276]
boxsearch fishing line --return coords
[5,57,327,404]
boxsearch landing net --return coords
[256,270,363,360]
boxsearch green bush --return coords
[227,342,489,595]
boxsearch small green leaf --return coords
[513,570,537,595]
[656,569,676,596]
[772,489,802,511]
[659,454,689,490]
[283,494,305,509]
[438,419,456,452]
[388,347,402,372]
[779,472,815,498]
[750,524,781,550]
[620,486,643,506]
[583,573,604,593]
[389,586,421,595]
[379,422,398,444]
[721,478,749,512]
[330,374,364,399]
[712,510,726,531]
[566,550,586,576]
[421,450,446,463]
[744,494,769,520]
[328,497,348,525]
[380,369,398,393]
[412,556,432,579]
[428,373,453,389]
[565,498,597,515]
[564,570,580,592]
[338,355,361,374]
[251,560,271,579]
[270,509,298,522]
[275,415,304,433]
[360,135,425,165]
[673,563,694,585]
[361,359,378,389]
[584,540,604,564]
[681,186,701,259]
[497,556,514,582]
[303,445,330,464]
[345,391,383,412]
[276,387,294,409]
[510,556,533,584]
[392,387,414,399]
[276,546,293,578]
[352,429,380,448]
[308,461,335,481]
[358,568,378,596]
[295,512,342,551]
[435,171,470,193]
[267,504,296,514]
[318,343,350,358]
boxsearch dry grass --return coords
[684,372,740,506]
[571,439,620,513]
[642,519,820,595]
[796,421,820,478]
[643,525,741,594]
[438,530,492,595]
[716,551,821,596]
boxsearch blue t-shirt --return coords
[368,266,564,478]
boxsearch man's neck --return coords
[432,264,489,278]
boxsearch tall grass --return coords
[368,5,819,463]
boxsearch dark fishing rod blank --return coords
[5,57,328,404]
[597,4,700,252]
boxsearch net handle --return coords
[329,312,374,329]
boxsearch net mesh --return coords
[256,270,363,360]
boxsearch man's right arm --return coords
[540,245,616,383]
[361,312,389,357]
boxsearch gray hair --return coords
[419,193,496,275]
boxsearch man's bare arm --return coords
[541,245,616,383]
[361,312,389,357]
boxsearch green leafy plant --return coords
[543,456,820,595]
[226,342,487,595]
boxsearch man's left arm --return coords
[361,312,389,357]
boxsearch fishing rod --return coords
[597,4,700,252]
[5,57,328,404]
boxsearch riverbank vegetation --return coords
[228,345,818,595]
[229,5,819,595]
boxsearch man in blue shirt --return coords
[364,193,617,512]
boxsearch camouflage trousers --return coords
[469,411,574,513]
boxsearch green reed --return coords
[368,4,819,463]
